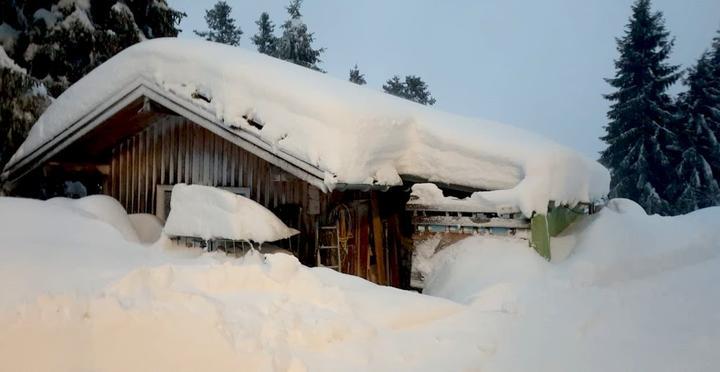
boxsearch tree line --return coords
[602,0,720,215]
[193,0,436,105]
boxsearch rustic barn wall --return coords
[107,114,328,261]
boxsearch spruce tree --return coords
[194,1,243,46]
[252,12,277,55]
[383,76,406,97]
[708,29,720,180]
[0,0,184,166]
[0,51,50,169]
[404,75,436,105]
[383,75,436,105]
[600,0,681,215]
[349,64,366,85]
[669,52,720,213]
[2,0,184,97]
[274,0,325,71]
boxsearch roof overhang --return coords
[1,77,331,193]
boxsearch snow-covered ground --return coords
[0,196,718,371]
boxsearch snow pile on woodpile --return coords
[5,38,608,215]
[163,184,299,242]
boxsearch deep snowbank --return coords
[0,197,498,371]
[1,196,717,371]
[424,199,720,371]
[47,195,141,242]
[5,38,608,214]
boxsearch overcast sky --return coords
[169,0,720,158]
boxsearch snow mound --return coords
[47,195,140,242]
[423,237,548,306]
[424,199,720,371]
[5,38,609,215]
[1,197,719,371]
[163,184,299,243]
[128,213,163,244]
[0,197,498,371]
[0,197,177,308]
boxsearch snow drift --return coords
[46,195,140,242]
[423,199,720,372]
[0,197,718,371]
[0,197,492,371]
[4,38,608,215]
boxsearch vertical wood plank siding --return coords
[107,115,326,260]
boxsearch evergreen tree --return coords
[669,52,720,213]
[383,75,436,105]
[0,0,184,166]
[0,50,50,169]
[708,29,720,178]
[600,0,681,215]
[252,12,277,55]
[275,0,325,71]
[349,64,366,85]
[194,1,243,46]
[2,0,184,97]
[404,75,436,105]
[382,76,405,96]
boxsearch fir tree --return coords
[252,12,277,55]
[404,75,436,105]
[669,52,720,213]
[382,76,405,96]
[349,64,366,85]
[600,0,681,215]
[3,0,184,96]
[708,29,720,177]
[0,0,184,166]
[194,1,243,46]
[0,51,50,169]
[383,75,436,105]
[275,0,325,71]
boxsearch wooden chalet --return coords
[1,77,462,287]
[2,40,606,289]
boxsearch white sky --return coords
[169,0,720,158]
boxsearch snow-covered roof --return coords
[3,38,608,215]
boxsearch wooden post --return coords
[355,201,370,280]
[388,213,401,287]
[370,192,387,285]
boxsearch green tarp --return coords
[530,205,586,260]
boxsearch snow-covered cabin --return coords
[1,39,608,287]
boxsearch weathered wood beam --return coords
[45,161,110,175]
[412,215,530,229]
[370,192,387,286]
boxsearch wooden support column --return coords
[370,191,387,285]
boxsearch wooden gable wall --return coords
[107,114,330,260]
